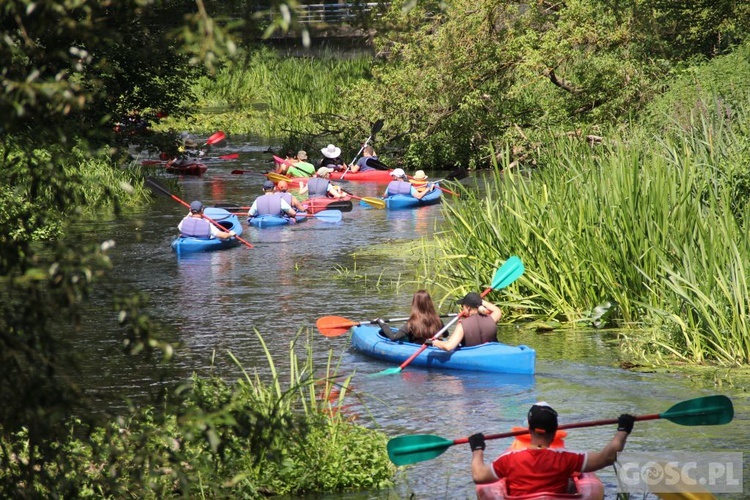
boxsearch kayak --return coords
[165,163,207,176]
[304,196,353,214]
[476,429,603,500]
[350,325,535,374]
[248,213,309,228]
[171,208,242,254]
[330,169,393,183]
[359,185,443,210]
[272,155,392,183]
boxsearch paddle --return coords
[217,153,239,161]
[215,200,353,213]
[316,313,459,337]
[203,131,226,146]
[373,256,525,376]
[387,395,734,466]
[299,209,343,222]
[364,157,391,171]
[340,188,386,209]
[145,177,254,249]
[343,119,385,178]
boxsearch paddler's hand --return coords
[469,433,486,451]
[617,414,635,434]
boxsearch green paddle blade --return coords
[490,256,524,290]
[387,434,453,466]
[660,395,733,426]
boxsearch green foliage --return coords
[159,47,375,151]
[336,0,750,168]
[424,93,750,365]
[0,333,393,498]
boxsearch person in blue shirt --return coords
[384,168,435,200]
[350,146,377,173]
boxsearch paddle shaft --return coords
[146,179,253,249]
[320,313,459,332]
[349,119,384,166]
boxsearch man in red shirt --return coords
[469,403,635,496]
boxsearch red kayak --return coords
[165,163,207,176]
[475,428,604,500]
[273,155,392,183]
[304,196,353,214]
[330,169,392,183]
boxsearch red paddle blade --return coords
[219,153,239,160]
[205,131,226,145]
[316,316,359,337]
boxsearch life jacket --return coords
[409,179,430,193]
[255,193,283,215]
[279,192,295,207]
[288,162,315,177]
[320,157,343,170]
[307,177,330,197]
[459,314,498,347]
[386,180,412,196]
[180,217,212,238]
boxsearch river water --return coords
[73,136,749,499]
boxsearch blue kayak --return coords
[350,325,536,374]
[360,184,443,210]
[171,207,243,254]
[248,213,309,228]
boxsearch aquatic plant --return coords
[425,104,750,366]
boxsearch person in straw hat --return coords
[384,168,436,200]
[409,170,436,198]
[318,144,348,172]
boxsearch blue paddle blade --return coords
[490,256,524,290]
[314,209,343,222]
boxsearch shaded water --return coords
[72,137,750,498]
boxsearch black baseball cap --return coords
[457,292,483,308]
[528,402,558,435]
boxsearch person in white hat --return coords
[318,144,348,172]
[383,168,436,200]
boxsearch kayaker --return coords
[301,167,347,199]
[248,180,297,219]
[430,292,502,350]
[384,168,434,200]
[468,403,636,496]
[409,170,436,197]
[349,146,377,173]
[166,138,204,168]
[376,290,444,344]
[319,144,348,172]
[178,200,236,240]
[274,150,298,175]
[286,150,316,177]
[275,180,306,212]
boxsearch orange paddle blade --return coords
[316,316,360,337]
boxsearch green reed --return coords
[183,48,373,137]
[428,104,750,366]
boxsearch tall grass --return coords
[164,47,373,139]
[0,329,393,497]
[426,103,750,366]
